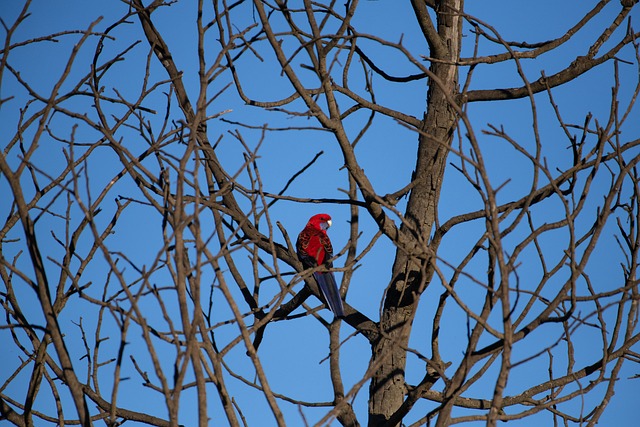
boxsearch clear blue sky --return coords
[1,1,638,426]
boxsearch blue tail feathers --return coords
[313,271,345,318]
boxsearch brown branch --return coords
[465,9,640,102]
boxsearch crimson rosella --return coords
[296,213,345,318]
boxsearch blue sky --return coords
[1,1,639,426]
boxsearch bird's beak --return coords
[321,219,332,230]
[327,219,332,228]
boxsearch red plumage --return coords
[296,213,333,266]
[296,214,345,318]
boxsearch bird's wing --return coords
[317,232,333,265]
[298,227,330,265]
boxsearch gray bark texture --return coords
[368,1,464,425]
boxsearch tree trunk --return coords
[368,1,463,425]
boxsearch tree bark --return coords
[368,1,464,425]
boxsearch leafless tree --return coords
[1,1,639,426]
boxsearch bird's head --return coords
[308,213,332,231]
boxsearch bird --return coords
[296,213,345,318]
